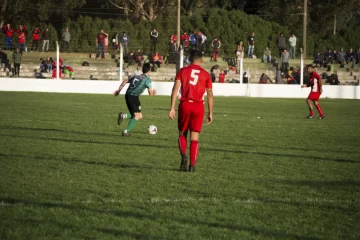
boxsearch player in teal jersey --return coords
[114,63,156,136]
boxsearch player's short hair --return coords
[142,63,151,73]
[189,50,203,63]
[307,64,314,69]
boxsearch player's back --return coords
[126,74,152,96]
[177,64,212,102]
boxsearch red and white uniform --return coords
[171,34,177,44]
[176,64,212,133]
[307,72,321,101]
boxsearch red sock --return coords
[190,141,199,167]
[178,135,187,156]
[310,109,314,116]
[316,104,324,116]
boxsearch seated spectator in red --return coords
[219,69,225,83]
[152,52,163,68]
[134,48,144,64]
[52,57,63,79]
[31,28,41,52]
[259,73,273,84]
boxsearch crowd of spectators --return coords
[314,48,360,69]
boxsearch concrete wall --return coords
[0,78,359,99]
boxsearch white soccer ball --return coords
[148,125,157,135]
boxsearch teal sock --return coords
[124,113,132,119]
[124,118,137,132]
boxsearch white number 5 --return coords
[190,70,200,85]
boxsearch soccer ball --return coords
[148,125,157,135]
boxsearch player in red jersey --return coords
[301,65,325,119]
[169,50,214,172]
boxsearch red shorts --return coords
[178,101,204,133]
[308,92,321,101]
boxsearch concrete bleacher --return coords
[0,51,359,85]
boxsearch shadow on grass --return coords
[1,197,319,240]
[1,133,358,165]
[0,153,173,171]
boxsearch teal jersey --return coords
[126,74,152,96]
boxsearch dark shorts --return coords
[125,95,141,117]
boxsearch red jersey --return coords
[97,33,107,45]
[308,72,321,93]
[171,34,177,44]
[176,64,212,102]
[3,25,15,37]
[32,29,41,40]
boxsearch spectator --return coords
[96,30,108,59]
[133,63,143,76]
[46,57,53,73]
[105,34,109,56]
[63,65,75,79]
[236,44,243,73]
[277,33,286,57]
[247,32,255,58]
[31,28,41,52]
[12,48,22,76]
[62,27,71,53]
[151,52,163,68]
[120,32,130,54]
[338,48,346,68]
[211,37,221,62]
[333,49,338,64]
[112,32,119,55]
[324,49,333,66]
[198,31,207,54]
[189,31,197,50]
[168,42,177,64]
[313,52,323,67]
[219,69,225,83]
[150,28,158,54]
[52,57,63,79]
[281,49,290,73]
[210,65,219,83]
[17,25,26,54]
[346,48,356,68]
[289,33,297,58]
[287,67,297,84]
[134,48,143,64]
[262,47,271,63]
[180,32,189,49]
[259,73,273,84]
[39,58,48,73]
[3,24,15,50]
[42,28,50,52]
[170,32,177,44]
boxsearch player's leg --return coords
[314,100,325,119]
[306,98,315,118]
[123,96,141,136]
[118,95,134,125]
[188,103,205,172]
[178,102,190,171]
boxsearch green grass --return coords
[0,92,359,240]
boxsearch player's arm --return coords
[169,80,181,120]
[147,88,157,96]
[318,76,323,93]
[113,78,129,96]
[206,88,214,124]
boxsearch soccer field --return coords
[0,92,359,240]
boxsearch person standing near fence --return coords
[120,32,130,54]
[150,28,158,54]
[12,48,22,77]
[198,31,207,54]
[277,33,286,57]
[62,28,71,53]
[3,24,15,50]
[31,28,41,52]
[96,30,108,59]
[17,25,26,54]
[42,28,50,52]
[289,33,296,59]
[211,37,221,62]
[247,32,255,58]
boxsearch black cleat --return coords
[319,115,325,120]
[122,131,131,137]
[117,112,124,125]
[306,114,315,119]
[188,166,195,172]
[179,155,188,172]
